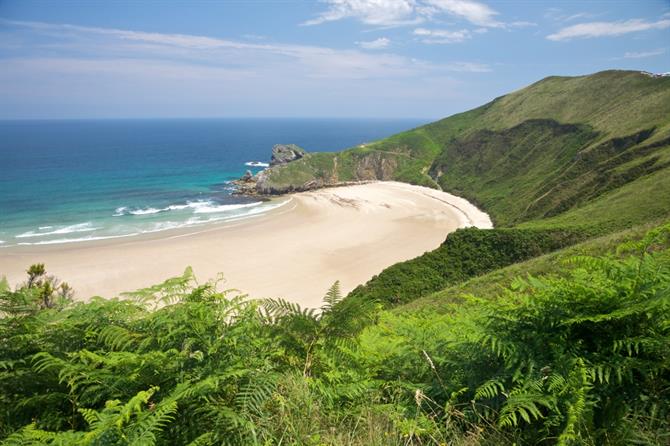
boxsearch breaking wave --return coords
[16,222,101,239]
[113,200,263,217]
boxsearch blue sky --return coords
[1,0,669,119]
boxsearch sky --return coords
[0,0,669,119]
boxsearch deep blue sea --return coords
[0,118,425,247]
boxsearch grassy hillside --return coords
[285,71,670,309]
[400,219,668,314]
[347,227,586,307]
[259,70,670,229]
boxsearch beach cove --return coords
[0,182,492,307]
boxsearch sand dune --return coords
[0,182,492,308]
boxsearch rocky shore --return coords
[234,143,342,196]
[233,143,389,196]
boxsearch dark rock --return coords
[270,144,306,166]
[242,170,253,182]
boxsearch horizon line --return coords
[0,116,437,122]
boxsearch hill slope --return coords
[255,70,670,229]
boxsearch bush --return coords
[348,227,587,307]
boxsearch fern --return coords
[1,224,669,445]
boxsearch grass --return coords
[519,167,670,233]
[400,218,669,314]
[347,227,587,307]
[259,70,670,233]
[252,70,670,315]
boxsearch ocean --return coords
[0,118,425,247]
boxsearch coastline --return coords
[0,182,492,308]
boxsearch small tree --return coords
[23,263,74,309]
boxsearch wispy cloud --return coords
[0,20,421,80]
[302,0,419,26]
[413,27,472,44]
[544,8,599,23]
[622,48,666,59]
[303,0,513,28]
[507,21,536,28]
[442,61,491,72]
[0,19,493,118]
[356,37,391,50]
[421,0,502,27]
[547,18,670,41]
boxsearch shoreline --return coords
[1,196,293,252]
[0,182,492,308]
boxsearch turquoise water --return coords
[0,118,424,246]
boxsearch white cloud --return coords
[0,19,490,83]
[547,18,670,41]
[357,37,391,49]
[545,9,599,23]
[508,21,536,28]
[0,19,494,118]
[422,0,501,27]
[622,48,666,59]
[302,0,418,26]
[413,27,472,43]
[303,0,510,28]
[442,61,490,72]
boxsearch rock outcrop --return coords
[352,152,398,180]
[270,144,306,166]
[241,170,253,182]
[232,144,309,196]
[232,142,404,196]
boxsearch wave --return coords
[17,233,138,246]
[113,206,128,216]
[129,207,162,215]
[16,222,100,239]
[113,200,263,216]
[245,161,269,167]
[191,201,262,214]
[12,199,290,246]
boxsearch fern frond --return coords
[321,280,342,312]
[475,378,506,400]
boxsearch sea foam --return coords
[17,233,138,246]
[113,200,263,216]
[16,222,100,239]
[245,161,269,167]
[191,201,262,214]
[12,200,289,246]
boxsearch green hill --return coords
[260,70,670,312]
[258,70,670,229]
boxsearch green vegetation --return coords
[1,224,669,445]
[260,71,670,229]
[348,227,587,307]
[3,70,670,444]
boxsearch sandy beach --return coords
[0,182,492,308]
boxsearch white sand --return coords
[0,182,492,308]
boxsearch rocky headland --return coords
[234,143,346,195]
[233,143,397,196]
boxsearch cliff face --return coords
[235,149,403,195]
[270,144,306,166]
